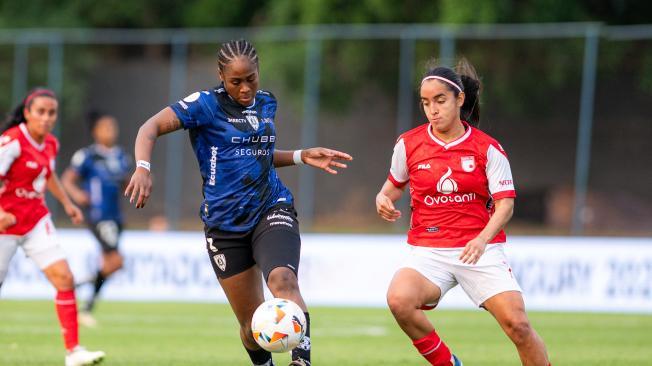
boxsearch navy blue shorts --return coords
[204,205,301,281]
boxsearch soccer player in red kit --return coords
[0,88,105,366]
[376,60,551,366]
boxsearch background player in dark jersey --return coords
[62,112,131,326]
[125,39,352,366]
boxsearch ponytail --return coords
[455,58,481,127]
[421,57,482,127]
[1,88,57,135]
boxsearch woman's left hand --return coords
[459,237,487,265]
[64,203,84,225]
[302,147,353,174]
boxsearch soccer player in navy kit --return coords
[62,112,131,326]
[125,39,352,366]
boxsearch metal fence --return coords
[1,23,651,234]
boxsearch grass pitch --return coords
[1,300,651,365]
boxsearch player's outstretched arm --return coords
[61,168,89,207]
[459,197,514,265]
[125,107,182,209]
[273,147,352,174]
[47,174,84,225]
[375,179,404,222]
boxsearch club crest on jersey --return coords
[245,115,259,130]
[213,253,227,272]
[461,156,476,172]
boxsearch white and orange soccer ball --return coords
[251,298,306,353]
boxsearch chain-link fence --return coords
[1,23,650,235]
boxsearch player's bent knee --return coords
[503,318,533,345]
[52,270,75,290]
[386,291,417,318]
[267,267,299,295]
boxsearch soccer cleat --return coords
[78,311,98,328]
[288,359,310,366]
[451,354,463,366]
[65,345,105,366]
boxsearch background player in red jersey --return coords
[0,88,105,366]
[375,60,551,366]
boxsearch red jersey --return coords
[388,122,516,248]
[0,124,59,235]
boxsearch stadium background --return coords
[1,1,651,365]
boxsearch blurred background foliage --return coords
[1,1,651,234]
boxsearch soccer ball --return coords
[251,298,306,353]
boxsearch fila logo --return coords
[417,163,431,170]
[26,161,38,169]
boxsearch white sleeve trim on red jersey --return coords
[389,138,409,184]
[0,139,21,177]
[486,144,515,195]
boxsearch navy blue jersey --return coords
[70,145,131,224]
[170,85,293,233]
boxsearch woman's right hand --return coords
[376,192,402,222]
[125,167,152,209]
[0,211,17,232]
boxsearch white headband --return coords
[421,75,463,93]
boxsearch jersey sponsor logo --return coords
[267,213,293,222]
[208,146,218,186]
[461,156,476,172]
[424,167,476,206]
[436,167,458,194]
[15,188,44,199]
[231,135,276,144]
[269,221,293,228]
[499,179,513,186]
[25,161,38,169]
[234,148,271,157]
[15,167,48,199]
[417,163,431,170]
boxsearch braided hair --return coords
[1,88,57,134]
[217,39,259,72]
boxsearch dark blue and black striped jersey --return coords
[170,85,293,233]
[70,144,131,224]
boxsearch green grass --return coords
[1,301,651,365]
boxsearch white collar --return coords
[427,121,472,150]
[19,123,46,151]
